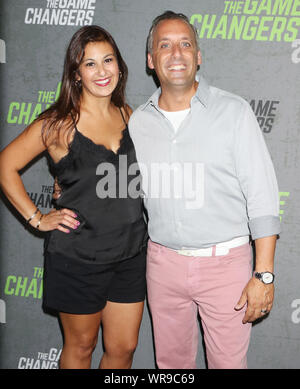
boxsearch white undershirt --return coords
[159,108,191,133]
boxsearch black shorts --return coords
[43,247,147,315]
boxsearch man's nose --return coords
[171,43,182,58]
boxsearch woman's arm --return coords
[0,120,78,232]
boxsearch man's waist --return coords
[173,236,249,257]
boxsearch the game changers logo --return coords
[279,191,290,221]
[249,98,280,133]
[18,347,62,369]
[190,0,300,41]
[7,82,61,126]
[27,185,54,211]
[4,266,44,300]
[24,0,96,26]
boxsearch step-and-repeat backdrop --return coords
[0,0,299,369]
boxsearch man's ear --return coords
[197,50,202,66]
[147,53,154,70]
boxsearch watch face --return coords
[262,272,274,284]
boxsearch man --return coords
[128,11,280,369]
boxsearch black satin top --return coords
[45,110,148,264]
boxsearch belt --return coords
[175,236,249,257]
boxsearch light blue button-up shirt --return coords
[129,76,281,249]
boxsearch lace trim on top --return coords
[48,126,130,176]
[75,126,128,156]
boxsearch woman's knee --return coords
[60,311,102,359]
[65,332,99,358]
[105,339,138,359]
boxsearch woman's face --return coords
[76,41,120,100]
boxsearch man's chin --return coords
[163,78,196,89]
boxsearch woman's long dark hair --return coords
[38,25,128,146]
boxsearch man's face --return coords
[148,19,202,90]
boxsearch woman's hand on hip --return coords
[31,208,80,233]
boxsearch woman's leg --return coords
[99,301,144,369]
[59,310,102,369]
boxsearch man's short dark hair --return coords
[147,10,199,54]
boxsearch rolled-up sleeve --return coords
[234,101,281,240]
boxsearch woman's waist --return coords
[55,197,144,227]
[45,217,148,264]
[49,212,146,236]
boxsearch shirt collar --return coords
[141,73,210,111]
[194,74,210,107]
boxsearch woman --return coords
[0,26,148,369]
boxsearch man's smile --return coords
[167,64,187,71]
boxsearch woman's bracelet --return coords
[26,208,39,224]
[36,213,44,229]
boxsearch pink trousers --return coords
[146,240,252,369]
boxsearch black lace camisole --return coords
[45,109,148,264]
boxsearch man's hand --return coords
[235,277,274,324]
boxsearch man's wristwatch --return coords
[254,271,275,284]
